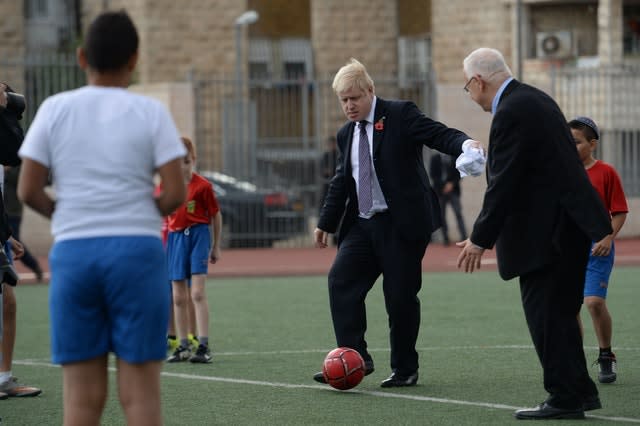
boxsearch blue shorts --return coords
[584,242,615,299]
[167,224,210,280]
[49,236,170,365]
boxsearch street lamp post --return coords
[233,10,259,180]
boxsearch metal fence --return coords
[551,64,640,196]
[1,53,436,249]
[0,53,85,128]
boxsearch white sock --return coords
[0,371,11,384]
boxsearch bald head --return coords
[463,48,512,83]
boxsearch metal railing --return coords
[189,72,436,247]
[0,53,85,128]
[2,54,437,248]
[551,64,640,196]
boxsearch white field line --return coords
[13,358,640,424]
[14,344,640,360]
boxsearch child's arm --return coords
[209,211,222,264]
[155,159,186,216]
[591,212,627,256]
[610,212,627,239]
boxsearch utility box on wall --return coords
[536,30,573,59]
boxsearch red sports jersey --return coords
[586,160,628,215]
[167,173,220,231]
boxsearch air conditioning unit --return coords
[536,30,573,59]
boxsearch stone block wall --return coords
[0,0,26,90]
[432,0,512,85]
[311,0,400,139]
[81,0,246,82]
[311,0,398,77]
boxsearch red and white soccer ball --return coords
[322,347,366,390]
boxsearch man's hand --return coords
[442,182,454,194]
[8,236,24,260]
[591,235,613,257]
[456,239,485,273]
[464,139,486,154]
[314,227,329,248]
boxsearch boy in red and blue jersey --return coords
[569,117,628,384]
[166,137,222,363]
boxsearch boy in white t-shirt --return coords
[18,11,186,424]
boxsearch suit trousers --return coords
[438,192,467,243]
[519,220,598,409]
[327,212,428,375]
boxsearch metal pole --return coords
[235,24,243,178]
[516,0,523,81]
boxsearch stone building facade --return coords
[0,0,637,253]
[0,1,26,88]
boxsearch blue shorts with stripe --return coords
[584,242,615,299]
[167,224,210,280]
[48,236,170,365]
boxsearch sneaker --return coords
[0,377,42,397]
[596,353,617,383]
[189,344,212,364]
[167,345,192,363]
[188,334,199,351]
[167,336,179,353]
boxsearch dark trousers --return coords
[8,215,42,274]
[328,213,428,375]
[519,221,597,409]
[439,192,467,243]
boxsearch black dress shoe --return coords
[380,371,418,388]
[514,402,584,420]
[313,363,375,384]
[583,395,602,411]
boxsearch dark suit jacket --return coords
[318,98,469,243]
[470,80,612,280]
[0,85,25,167]
[429,153,461,197]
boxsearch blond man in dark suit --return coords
[314,58,480,388]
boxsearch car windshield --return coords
[201,171,257,193]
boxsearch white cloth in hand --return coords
[456,139,486,178]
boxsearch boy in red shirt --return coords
[569,117,628,384]
[166,137,222,363]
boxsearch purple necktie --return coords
[358,120,372,214]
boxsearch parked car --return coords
[201,171,307,248]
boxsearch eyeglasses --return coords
[463,71,503,93]
[463,76,476,93]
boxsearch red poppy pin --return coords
[374,116,385,131]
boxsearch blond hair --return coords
[181,136,196,160]
[332,58,375,94]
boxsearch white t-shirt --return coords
[19,86,186,242]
